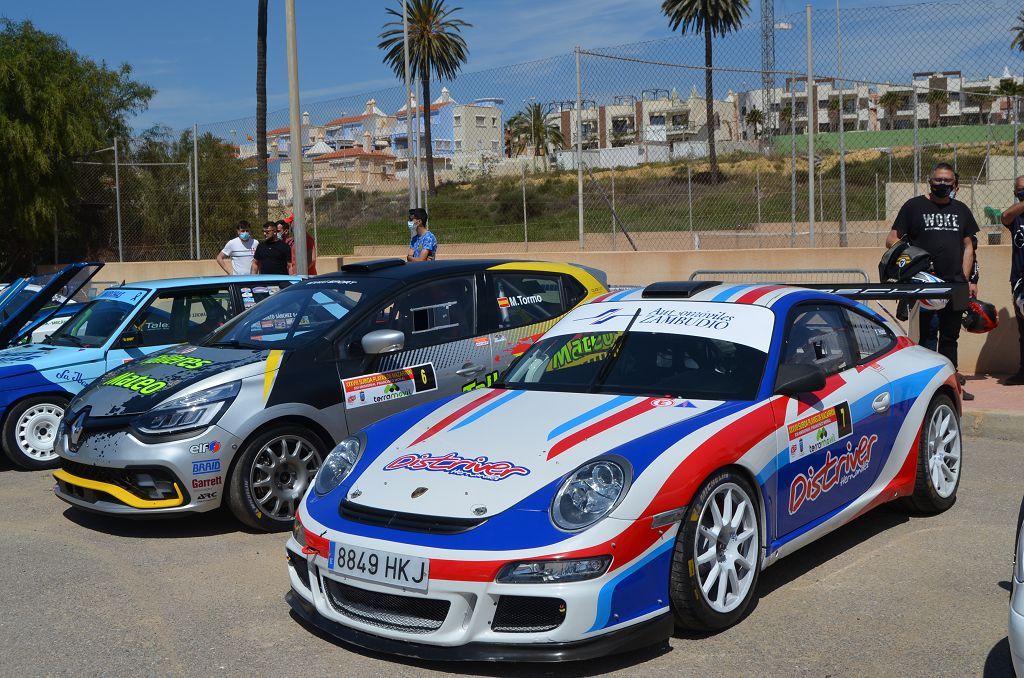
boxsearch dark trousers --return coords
[919,305,962,369]
[1016,295,1024,373]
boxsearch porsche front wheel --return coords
[669,470,762,631]
[905,393,961,514]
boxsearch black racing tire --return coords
[226,424,327,532]
[669,469,762,631]
[904,393,961,514]
[1,394,70,471]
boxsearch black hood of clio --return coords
[74,345,272,416]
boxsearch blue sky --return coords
[4,0,1021,134]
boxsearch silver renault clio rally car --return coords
[53,259,608,532]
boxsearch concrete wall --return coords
[51,246,1020,375]
[343,245,1022,376]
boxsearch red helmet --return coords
[961,299,998,334]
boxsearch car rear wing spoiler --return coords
[795,282,970,310]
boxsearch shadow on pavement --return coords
[757,504,910,599]
[61,505,252,539]
[288,609,672,676]
[983,637,1012,677]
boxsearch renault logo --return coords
[68,408,89,453]
[411,487,428,499]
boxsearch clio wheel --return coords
[227,424,326,532]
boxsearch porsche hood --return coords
[347,388,727,519]
[73,345,274,416]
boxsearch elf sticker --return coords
[342,363,437,409]
[787,401,852,462]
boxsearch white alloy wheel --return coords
[926,402,961,499]
[694,482,759,614]
[15,402,64,461]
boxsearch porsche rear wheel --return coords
[2,395,69,471]
[670,470,761,631]
[905,393,961,514]
[227,424,326,532]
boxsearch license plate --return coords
[328,542,429,592]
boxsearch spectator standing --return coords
[407,208,437,262]
[885,162,979,398]
[999,175,1024,384]
[216,221,258,275]
[251,221,292,275]
[282,214,317,275]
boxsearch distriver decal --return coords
[788,434,878,514]
[383,452,530,481]
[787,401,853,462]
[342,362,437,408]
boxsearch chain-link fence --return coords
[68,0,1024,262]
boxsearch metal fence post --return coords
[187,158,194,258]
[610,169,617,251]
[875,172,880,221]
[402,0,415,211]
[836,0,848,247]
[688,166,695,250]
[113,137,123,262]
[805,4,815,248]
[1015,96,1020,180]
[912,83,920,196]
[790,84,797,248]
[575,46,585,250]
[756,167,762,225]
[521,162,528,251]
[193,124,201,260]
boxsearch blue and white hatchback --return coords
[0,265,298,469]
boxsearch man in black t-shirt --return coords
[999,175,1024,384]
[251,221,292,275]
[886,162,979,385]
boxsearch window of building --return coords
[491,140,499,151]
[649,114,665,125]
[475,115,485,127]
[454,115,461,127]
[491,116,497,127]
[455,140,462,151]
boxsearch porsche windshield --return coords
[204,280,388,350]
[502,330,767,400]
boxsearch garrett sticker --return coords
[342,363,437,409]
[787,401,852,462]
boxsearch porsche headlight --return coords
[550,460,627,531]
[292,513,307,548]
[132,381,240,435]
[496,556,611,584]
[314,436,362,496]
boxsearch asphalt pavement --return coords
[0,434,1019,678]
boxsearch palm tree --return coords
[993,78,1024,123]
[256,0,268,220]
[507,103,564,167]
[925,88,946,128]
[744,107,764,139]
[1011,9,1024,51]
[379,0,471,195]
[778,105,792,134]
[878,91,903,130]
[662,0,750,184]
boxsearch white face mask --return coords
[408,220,417,233]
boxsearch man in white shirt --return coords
[216,221,258,275]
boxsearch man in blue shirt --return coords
[407,207,438,262]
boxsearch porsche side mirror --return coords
[361,329,405,355]
[774,363,827,396]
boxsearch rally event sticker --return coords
[342,363,437,408]
[787,401,853,462]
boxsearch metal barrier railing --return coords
[687,268,869,284]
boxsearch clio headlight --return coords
[132,381,240,435]
[550,459,628,531]
[314,436,363,496]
